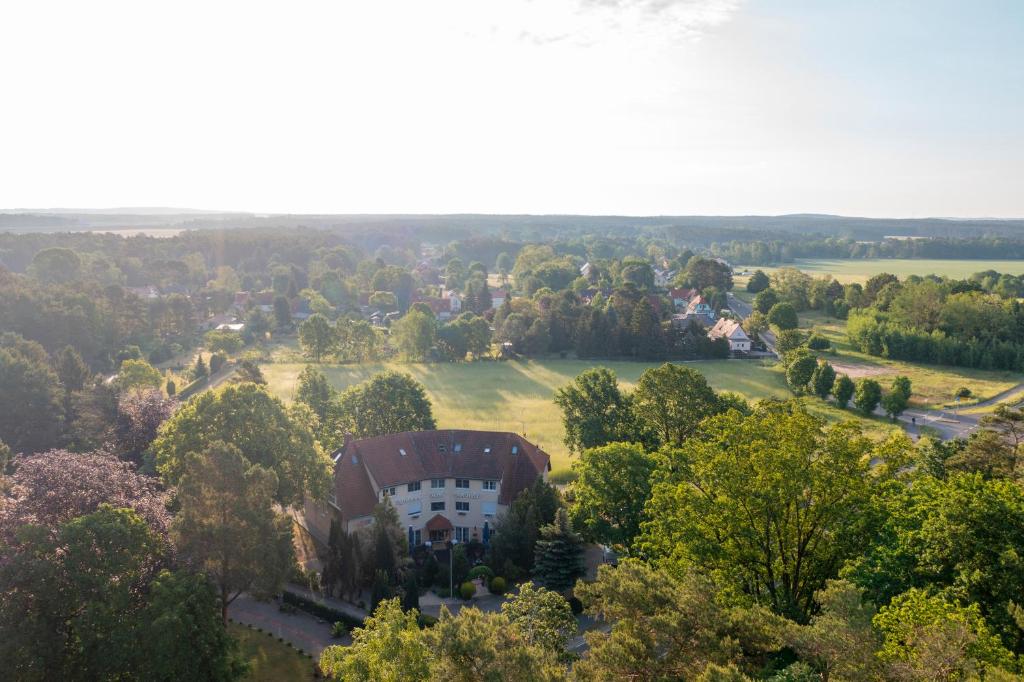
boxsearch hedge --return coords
[281,590,364,629]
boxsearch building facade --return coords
[303,430,550,550]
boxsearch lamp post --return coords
[447,538,459,599]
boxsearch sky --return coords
[1,0,1022,217]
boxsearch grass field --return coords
[260,347,906,476]
[230,623,317,681]
[798,311,1024,409]
[741,258,1024,284]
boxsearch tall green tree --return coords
[295,364,335,424]
[573,560,786,682]
[54,345,92,392]
[632,363,720,447]
[809,360,837,399]
[854,378,882,415]
[639,402,907,621]
[501,582,578,660]
[115,358,163,391]
[833,374,855,408]
[489,479,562,577]
[152,383,331,506]
[391,308,437,361]
[0,345,64,453]
[569,442,656,552]
[767,302,799,330]
[298,313,336,362]
[319,599,432,681]
[553,367,643,453]
[326,371,435,442]
[533,509,585,594]
[172,441,295,625]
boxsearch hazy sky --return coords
[2,0,1022,217]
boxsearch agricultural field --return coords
[739,258,1024,283]
[798,311,1024,410]
[260,348,903,477]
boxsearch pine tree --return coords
[402,570,420,612]
[532,509,585,594]
[193,354,208,381]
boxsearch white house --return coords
[708,318,752,353]
[303,430,551,550]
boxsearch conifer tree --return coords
[532,509,585,594]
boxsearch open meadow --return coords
[259,348,907,477]
[742,258,1024,283]
[797,311,1024,409]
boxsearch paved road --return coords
[228,594,339,657]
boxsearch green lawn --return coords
[230,623,317,682]
[799,311,1023,410]
[741,258,1024,284]
[261,351,905,476]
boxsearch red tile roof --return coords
[332,430,550,521]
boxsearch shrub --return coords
[281,590,363,628]
[209,352,227,374]
[417,614,438,628]
[956,386,972,399]
[468,565,494,583]
[489,576,507,595]
[331,621,349,639]
[460,581,477,600]
[806,333,831,350]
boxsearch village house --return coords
[677,294,716,325]
[708,317,752,353]
[669,287,697,309]
[303,430,550,551]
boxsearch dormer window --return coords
[511,446,518,455]
[399,448,406,456]
[453,444,462,453]
[438,444,447,453]
[483,447,491,454]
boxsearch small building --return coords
[684,295,716,323]
[708,318,751,353]
[215,322,245,332]
[580,262,593,279]
[199,312,238,331]
[303,430,551,550]
[669,287,697,309]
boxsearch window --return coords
[430,501,446,511]
[431,479,445,489]
[483,480,497,491]
[382,486,396,497]
[482,501,497,516]
[456,501,469,512]
[453,444,462,453]
[455,527,470,543]
[407,481,421,493]
[438,444,447,453]
[412,529,421,546]
[455,479,470,489]
[511,446,518,455]
[407,501,422,515]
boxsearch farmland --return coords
[260,351,905,477]
[742,258,1024,283]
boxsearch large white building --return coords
[304,430,550,550]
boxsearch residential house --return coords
[303,430,550,550]
[580,262,593,279]
[491,289,509,309]
[289,297,312,321]
[684,292,716,323]
[125,285,161,300]
[708,318,751,353]
[254,290,276,313]
[199,312,238,331]
[653,269,676,288]
[669,287,697,309]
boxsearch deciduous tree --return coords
[173,441,295,625]
[568,442,656,551]
[152,383,331,506]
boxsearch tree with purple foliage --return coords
[113,388,177,464]
[0,449,170,545]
